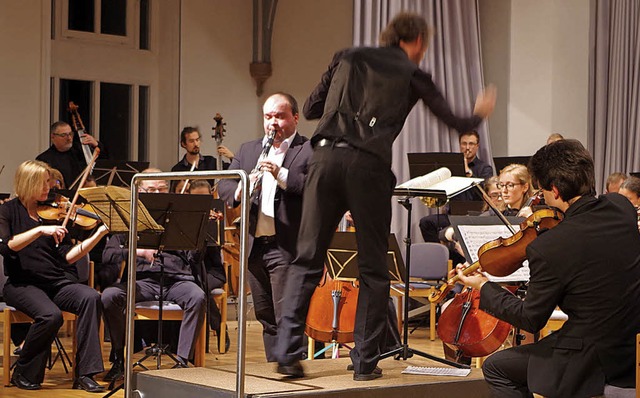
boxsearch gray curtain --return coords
[353,0,493,241]
[589,0,640,193]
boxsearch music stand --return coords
[492,156,531,174]
[93,160,150,187]
[312,232,404,359]
[104,193,211,397]
[381,172,482,368]
[407,152,466,178]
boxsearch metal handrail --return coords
[124,170,249,398]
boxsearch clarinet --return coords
[249,129,275,198]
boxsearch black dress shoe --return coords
[73,375,106,393]
[103,360,124,382]
[172,357,189,369]
[11,371,41,390]
[353,371,383,381]
[346,364,382,374]
[276,361,305,378]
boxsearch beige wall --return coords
[179,0,353,161]
[505,0,590,155]
[0,1,50,192]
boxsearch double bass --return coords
[434,208,564,359]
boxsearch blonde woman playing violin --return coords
[0,160,108,392]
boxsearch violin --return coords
[37,194,101,230]
[429,207,564,304]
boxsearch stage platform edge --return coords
[134,357,490,398]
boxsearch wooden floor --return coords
[0,318,452,398]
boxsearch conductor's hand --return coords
[40,225,68,245]
[455,263,489,291]
[217,145,234,160]
[473,84,497,119]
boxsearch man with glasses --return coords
[419,130,494,244]
[100,169,206,380]
[36,121,107,188]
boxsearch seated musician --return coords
[186,179,230,353]
[0,160,108,392]
[456,139,640,397]
[618,176,640,231]
[100,170,206,381]
[418,130,494,244]
[485,163,533,217]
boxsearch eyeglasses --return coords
[52,132,74,138]
[141,185,169,193]
[460,142,478,147]
[496,182,522,190]
[488,192,502,199]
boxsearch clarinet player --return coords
[217,92,312,361]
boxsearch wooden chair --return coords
[539,308,568,338]
[1,255,94,386]
[133,301,206,366]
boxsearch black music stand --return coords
[93,160,149,187]
[105,193,211,396]
[492,156,531,174]
[407,152,466,179]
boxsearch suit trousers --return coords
[4,281,104,383]
[248,240,291,362]
[482,344,535,398]
[276,146,394,374]
[101,277,206,360]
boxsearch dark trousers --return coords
[248,241,291,362]
[418,213,451,243]
[3,282,104,383]
[101,278,206,360]
[206,273,224,333]
[276,146,394,374]
[482,344,535,398]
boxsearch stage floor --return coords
[135,356,489,398]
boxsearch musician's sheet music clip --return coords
[78,185,162,234]
[325,232,405,282]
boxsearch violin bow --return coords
[474,182,517,235]
[180,160,198,194]
[62,148,100,229]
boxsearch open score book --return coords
[395,167,483,198]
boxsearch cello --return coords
[305,213,359,357]
[434,207,564,359]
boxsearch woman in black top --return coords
[0,160,109,392]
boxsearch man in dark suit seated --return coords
[457,139,640,397]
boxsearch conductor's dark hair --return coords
[180,126,200,144]
[268,92,299,116]
[529,139,595,201]
[380,12,431,47]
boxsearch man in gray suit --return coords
[457,139,640,397]
[217,92,312,361]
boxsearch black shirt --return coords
[304,46,482,165]
[170,154,229,191]
[455,156,494,202]
[0,198,73,286]
[36,141,108,188]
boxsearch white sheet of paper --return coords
[457,224,530,282]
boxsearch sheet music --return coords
[457,225,530,282]
[395,167,483,197]
[402,366,471,377]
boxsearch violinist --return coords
[490,163,533,217]
[36,121,107,188]
[456,139,640,398]
[0,160,109,392]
